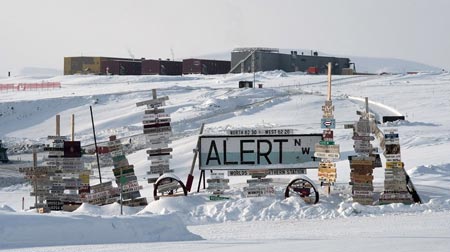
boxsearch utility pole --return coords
[120,167,123,215]
[252,51,256,88]
[32,147,38,212]
[90,106,102,184]
[327,63,332,101]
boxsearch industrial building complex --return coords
[230,48,352,75]
[64,47,353,76]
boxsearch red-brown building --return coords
[183,59,231,75]
[101,59,142,75]
[141,59,182,75]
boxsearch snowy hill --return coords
[1,71,450,251]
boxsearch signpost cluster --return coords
[0,140,8,163]
[378,129,414,204]
[243,171,275,198]
[315,63,340,194]
[20,115,91,212]
[207,172,230,200]
[106,135,147,206]
[136,89,173,184]
[345,98,380,205]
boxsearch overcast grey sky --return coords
[1,0,449,76]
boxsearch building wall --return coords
[64,56,138,75]
[64,57,102,75]
[230,50,351,74]
[142,60,182,75]
[141,60,161,75]
[183,59,202,74]
[101,60,142,75]
[183,59,230,75]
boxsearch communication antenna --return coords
[127,48,135,60]
[170,48,175,61]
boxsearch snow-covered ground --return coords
[1,70,450,251]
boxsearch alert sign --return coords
[199,134,322,170]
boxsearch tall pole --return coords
[327,62,332,101]
[56,115,60,136]
[90,106,102,184]
[120,167,123,215]
[71,114,75,141]
[32,147,37,210]
[365,97,369,117]
[252,51,256,89]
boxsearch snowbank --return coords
[139,189,450,225]
[0,210,202,249]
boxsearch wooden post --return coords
[365,97,369,115]
[90,106,102,184]
[152,89,157,99]
[56,115,60,136]
[32,148,37,210]
[71,114,75,141]
[186,123,205,192]
[327,62,332,101]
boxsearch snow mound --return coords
[0,212,202,249]
[138,191,450,225]
[408,164,450,177]
[0,204,15,213]
[73,202,144,216]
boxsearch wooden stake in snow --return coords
[56,115,60,136]
[71,114,75,141]
[90,106,102,184]
[327,62,332,101]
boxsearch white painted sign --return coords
[199,134,321,170]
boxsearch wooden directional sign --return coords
[320,140,335,145]
[136,96,169,107]
[143,113,170,120]
[385,154,401,161]
[147,155,172,161]
[315,144,340,154]
[322,104,334,113]
[385,132,399,140]
[207,178,230,183]
[144,108,165,114]
[352,134,375,141]
[48,136,68,140]
[143,122,171,129]
[386,161,403,169]
[356,120,371,133]
[143,126,172,135]
[143,118,171,125]
[314,152,340,159]
[147,147,173,155]
[385,144,401,154]
[323,130,333,140]
[319,162,336,168]
[148,168,173,175]
[321,118,336,129]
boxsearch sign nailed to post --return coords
[199,134,322,170]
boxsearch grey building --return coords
[230,47,352,74]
